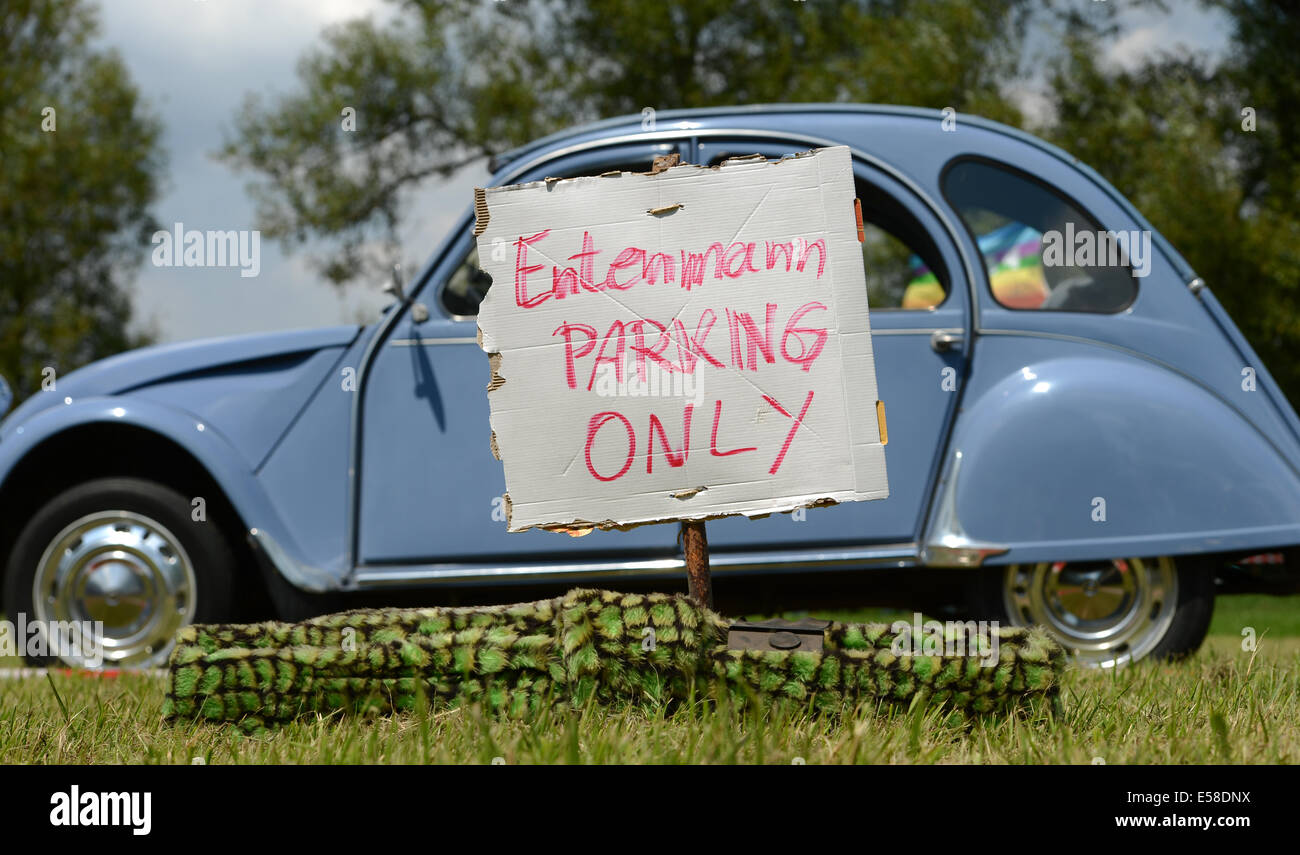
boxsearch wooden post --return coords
[681,520,712,609]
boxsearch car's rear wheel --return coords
[988,556,1214,667]
[3,477,236,668]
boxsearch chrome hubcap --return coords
[1003,557,1177,668]
[32,511,196,667]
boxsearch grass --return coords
[1,594,1297,764]
[1207,593,1300,637]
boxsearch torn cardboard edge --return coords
[536,495,844,536]
[647,202,684,216]
[650,152,681,174]
[473,187,489,237]
[487,352,505,392]
[470,150,826,238]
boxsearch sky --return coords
[95,0,1232,344]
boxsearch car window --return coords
[942,158,1137,313]
[441,245,490,318]
[856,178,949,310]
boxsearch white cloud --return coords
[95,0,457,344]
[1106,0,1233,70]
[1106,26,1164,70]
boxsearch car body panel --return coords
[254,333,370,579]
[936,336,1300,564]
[0,395,336,592]
[2,326,360,467]
[129,347,348,469]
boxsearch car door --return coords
[693,137,970,551]
[356,140,688,566]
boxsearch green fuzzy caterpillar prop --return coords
[164,588,1066,729]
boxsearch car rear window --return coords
[942,158,1138,313]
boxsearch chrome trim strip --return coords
[920,450,1009,567]
[389,337,479,347]
[978,327,1166,358]
[870,328,946,336]
[354,557,683,587]
[350,543,919,588]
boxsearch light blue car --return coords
[4,105,1298,669]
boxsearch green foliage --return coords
[0,0,162,401]
[1040,6,1300,405]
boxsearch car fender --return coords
[0,396,339,592]
[924,349,1300,566]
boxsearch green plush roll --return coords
[164,588,1065,730]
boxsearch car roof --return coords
[493,103,1043,172]
[488,103,1194,283]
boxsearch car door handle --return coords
[930,330,963,352]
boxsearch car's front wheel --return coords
[3,477,236,668]
[986,556,1214,667]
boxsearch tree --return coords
[1216,0,1300,209]
[1040,4,1300,403]
[0,0,162,402]
[220,0,1034,286]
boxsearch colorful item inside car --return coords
[901,264,946,308]
[903,222,1049,309]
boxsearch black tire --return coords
[258,555,343,623]
[1146,559,1215,661]
[976,555,1214,667]
[3,477,237,668]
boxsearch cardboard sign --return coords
[474,145,888,532]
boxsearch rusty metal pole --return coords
[681,520,712,609]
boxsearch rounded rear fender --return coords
[930,353,1300,565]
